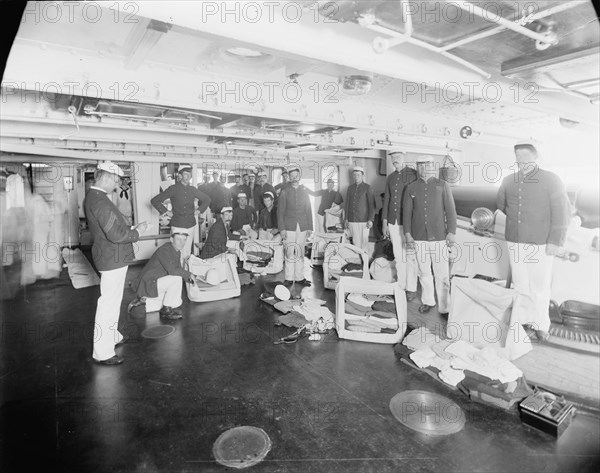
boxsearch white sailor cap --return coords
[97,161,125,177]
[262,191,274,200]
[287,164,301,173]
[178,164,193,173]
[221,206,233,213]
[416,155,435,164]
[237,192,247,198]
[352,166,365,173]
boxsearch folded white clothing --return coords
[439,367,466,387]
[409,348,437,368]
[347,293,374,309]
[346,324,382,333]
[345,313,398,329]
[447,343,523,383]
[402,327,439,351]
[430,340,454,360]
[295,301,334,323]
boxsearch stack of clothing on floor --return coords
[326,245,365,284]
[396,327,533,409]
[259,283,335,330]
[344,293,398,334]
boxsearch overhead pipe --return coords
[441,1,579,51]
[450,0,559,46]
[363,0,491,78]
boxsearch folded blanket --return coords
[346,323,397,334]
[329,271,363,281]
[345,312,399,330]
[372,300,397,313]
[342,262,363,272]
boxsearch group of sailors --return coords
[85,142,570,365]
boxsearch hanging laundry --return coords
[6,174,25,209]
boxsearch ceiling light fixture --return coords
[339,75,372,96]
[225,47,268,58]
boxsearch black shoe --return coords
[406,291,417,301]
[298,279,312,287]
[418,304,434,313]
[127,297,145,313]
[93,355,124,366]
[159,306,183,320]
[115,336,130,348]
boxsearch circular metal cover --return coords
[213,426,272,469]
[471,207,495,231]
[141,325,175,339]
[389,390,465,436]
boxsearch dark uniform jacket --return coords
[345,182,376,223]
[316,189,343,216]
[151,182,211,228]
[231,184,251,207]
[201,219,230,259]
[208,183,232,214]
[382,167,417,225]
[231,205,257,231]
[84,188,140,272]
[133,242,192,298]
[403,177,457,241]
[497,167,569,246]
[252,183,276,212]
[277,184,313,232]
[258,206,278,230]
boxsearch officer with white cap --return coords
[403,155,457,316]
[128,229,197,320]
[84,161,149,365]
[497,143,569,341]
[277,164,313,286]
[258,191,280,240]
[231,192,257,232]
[201,206,235,259]
[382,152,418,297]
[344,165,376,253]
[151,164,211,261]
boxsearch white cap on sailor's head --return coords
[178,164,193,174]
[287,164,300,174]
[352,166,365,174]
[97,161,125,177]
[262,191,274,200]
[416,155,435,164]
[237,192,247,199]
[220,206,233,214]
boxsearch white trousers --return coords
[414,240,451,313]
[348,222,369,254]
[283,224,307,281]
[145,275,183,312]
[93,266,128,361]
[507,242,553,332]
[171,225,195,262]
[388,223,418,292]
[316,214,326,233]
